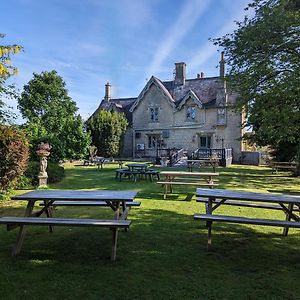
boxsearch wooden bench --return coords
[157,181,218,186]
[157,181,218,199]
[97,159,123,170]
[158,171,219,199]
[194,213,300,250]
[40,201,141,207]
[144,169,160,181]
[270,162,297,173]
[196,198,299,211]
[0,216,131,261]
[194,214,300,228]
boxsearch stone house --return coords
[92,54,245,162]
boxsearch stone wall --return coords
[131,82,244,161]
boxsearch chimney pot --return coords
[201,72,204,78]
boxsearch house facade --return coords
[93,54,245,162]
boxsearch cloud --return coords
[146,0,211,77]
[187,1,253,74]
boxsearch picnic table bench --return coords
[115,163,160,182]
[270,161,298,173]
[194,188,300,250]
[96,159,124,170]
[187,158,219,172]
[3,190,138,261]
[157,171,219,199]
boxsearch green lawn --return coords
[0,163,299,300]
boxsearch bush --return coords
[24,161,65,187]
[0,125,29,192]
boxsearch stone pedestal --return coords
[36,150,50,188]
[37,175,48,188]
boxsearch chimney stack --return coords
[197,72,205,79]
[174,62,186,85]
[104,82,111,101]
[219,52,225,78]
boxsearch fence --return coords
[190,148,233,167]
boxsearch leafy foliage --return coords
[213,0,300,162]
[0,34,22,124]
[18,70,90,162]
[23,161,65,187]
[0,125,29,192]
[86,110,128,157]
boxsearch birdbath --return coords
[36,143,51,188]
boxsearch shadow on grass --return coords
[1,205,300,299]
[1,164,300,298]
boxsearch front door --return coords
[199,136,211,149]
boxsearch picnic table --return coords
[157,171,219,199]
[194,188,300,250]
[270,161,298,174]
[1,190,138,261]
[187,158,219,172]
[116,163,160,182]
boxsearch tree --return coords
[18,70,90,162]
[0,33,22,124]
[213,0,300,164]
[86,110,128,157]
[0,125,29,193]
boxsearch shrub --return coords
[0,125,29,192]
[24,161,65,187]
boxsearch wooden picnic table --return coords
[4,190,137,260]
[194,188,300,250]
[187,158,219,172]
[115,163,159,182]
[270,161,298,174]
[157,171,219,199]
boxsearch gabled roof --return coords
[92,70,226,124]
[162,77,222,106]
[177,89,203,110]
[92,97,136,125]
[129,76,175,112]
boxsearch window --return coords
[186,106,196,121]
[150,107,159,122]
[148,135,160,148]
[217,108,226,125]
[199,136,211,149]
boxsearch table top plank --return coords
[11,190,137,201]
[196,188,300,204]
[161,171,219,176]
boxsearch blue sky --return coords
[2,0,251,123]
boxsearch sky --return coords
[2,0,251,123]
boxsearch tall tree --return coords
[213,0,300,163]
[86,110,128,157]
[18,70,90,161]
[0,33,22,124]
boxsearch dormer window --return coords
[150,107,159,122]
[186,106,196,121]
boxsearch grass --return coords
[0,162,300,300]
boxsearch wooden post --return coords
[12,201,35,256]
[111,228,118,261]
[206,197,213,250]
[283,203,294,236]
